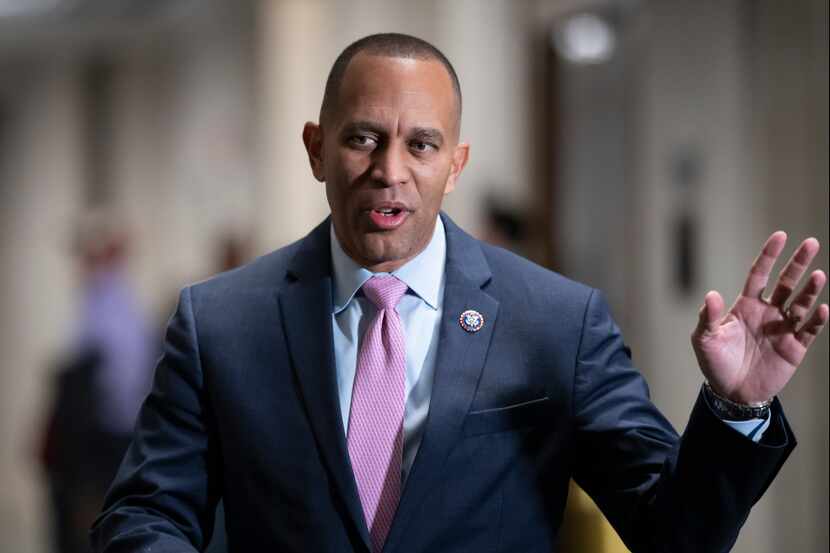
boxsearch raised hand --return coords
[691,232,828,405]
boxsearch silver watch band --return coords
[703,383,772,420]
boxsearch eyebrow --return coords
[341,121,445,146]
[341,120,385,136]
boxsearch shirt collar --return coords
[330,216,446,314]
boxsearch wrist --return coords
[703,382,772,420]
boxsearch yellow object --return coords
[558,480,630,553]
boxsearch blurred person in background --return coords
[91,33,827,553]
[38,211,156,553]
[480,196,527,255]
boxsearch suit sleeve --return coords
[571,289,795,553]
[90,286,221,552]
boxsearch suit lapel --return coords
[384,214,499,553]
[277,220,371,552]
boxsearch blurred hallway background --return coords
[0,1,826,552]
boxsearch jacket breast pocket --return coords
[462,396,550,437]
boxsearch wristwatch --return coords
[703,383,772,420]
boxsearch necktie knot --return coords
[361,276,408,310]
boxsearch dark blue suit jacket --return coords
[91,214,795,552]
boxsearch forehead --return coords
[333,53,458,132]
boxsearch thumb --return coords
[696,290,725,335]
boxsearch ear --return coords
[302,122,325,182]
[443,142,470,195]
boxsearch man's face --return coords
[304,53,469,272]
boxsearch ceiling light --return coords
[552,13,617,65]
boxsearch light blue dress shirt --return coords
[329,216,768,486]
[330,218,445,482]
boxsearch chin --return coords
[358,239,410,269]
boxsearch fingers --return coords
[770,237,821,306]
[796,303,829,349]
[786,269,827,325]
[696,290,725,334]
[743,231,787,299]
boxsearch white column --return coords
[0,60,85,553]
[258,0,333,250]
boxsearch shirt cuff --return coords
[721,415,771,443]
[703,387,771,442]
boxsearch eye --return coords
[347,135,378,149]
[409,140,436,153]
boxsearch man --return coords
[91,33,828,553]
[40,216,155,553]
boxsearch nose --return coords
[370,142,409,186]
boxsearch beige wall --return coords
[0,1,826,552]
[631,2,778,549]
[635,3,828,551]
[752,1,829,550]
[546,1,828,551]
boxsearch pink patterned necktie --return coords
[347,275,408,552]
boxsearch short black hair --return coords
[319,33,462,127]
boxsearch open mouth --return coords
[373,207,403,217]
[366,206,409,230]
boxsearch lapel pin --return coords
[459,309,485,333]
